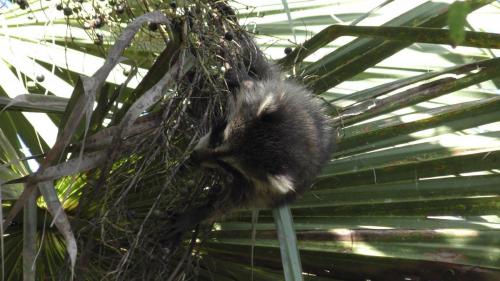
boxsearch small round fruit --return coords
[224,32,233,41]
[115,4,125,14]
[95,33,104,45]
[63,6,73,16]
[17,0,28,9]
[148,22,158,31]
[94,17,104,28]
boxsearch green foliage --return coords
[448,1,471,45]
[1,0,500,280]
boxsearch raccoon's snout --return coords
[191,131,225,168]
[189,148,212,165]
[191,119,231,167]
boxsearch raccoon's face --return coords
[192,81,284,174]
[191,119,228,168]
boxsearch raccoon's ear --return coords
[256,96,280,122]
[241,79,255,89]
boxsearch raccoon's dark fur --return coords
[191,49,334,209]
[192,79,333,208]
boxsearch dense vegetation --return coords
[0,0,499,280]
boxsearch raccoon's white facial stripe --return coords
[257,94,274,116]
[194,130,211,150]
[223,115,243,142]
[242,79,254,89]
[223,124,231,141]
[267,174,295,194]
[278,89,286,100]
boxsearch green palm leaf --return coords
[1,0,500,280]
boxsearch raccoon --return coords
[191,64,334,209]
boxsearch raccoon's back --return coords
[231,78,334,206]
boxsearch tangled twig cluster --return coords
[71,2,259,280]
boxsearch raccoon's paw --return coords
[267,174,295,194]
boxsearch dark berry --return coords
[56,3,63,10]
[94,33,104,45]
[224,32,233,41]
[36,74,45,82]
[63,6,73,16]
[17,0,28,9]
[115,4,125,14]
[169,1,177,9]
[284,47,292,55]
[148,22,158,31]
[94,17,104,28]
